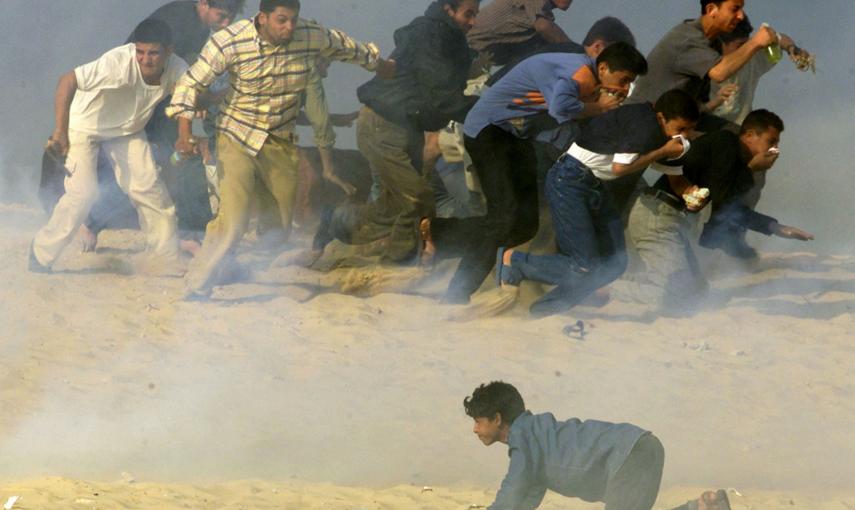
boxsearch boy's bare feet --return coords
[179,239,201,257]
[418,217,436,267]
[78,224,97,252]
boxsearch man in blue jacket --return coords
[465,381,734,510]
[440,42,647,303]
[312,0,480,265]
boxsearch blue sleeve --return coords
[488,444,546,510]
[541,77,583,125]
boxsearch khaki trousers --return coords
[611,193,708,310]
[348,107,433,260]
[185,133,298,293]
[33,129,178,266]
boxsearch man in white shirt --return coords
[30,19,188,274]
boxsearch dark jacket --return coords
[357,1,477,131]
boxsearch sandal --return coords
[495,247,517,286]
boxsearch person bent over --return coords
[30,19,187,275]
[464,381,733,510]
[613,109,813,312]
[442,42,647,304]
[312,0,480,265]
[167,0,392,299]
[497,90,700,317]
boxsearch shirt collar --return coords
[252,15,270,50]
[507,410,532,447]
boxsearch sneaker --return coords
[28,242,51,274]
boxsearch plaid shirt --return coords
[167,17,379,155]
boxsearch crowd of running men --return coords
[28,1,816,508]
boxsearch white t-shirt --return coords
[567,144,639,181]
[69,43,188,138]
[711,51,776,124]
[567,143,683,181]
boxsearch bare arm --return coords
[534,17,571,44]
[422,131,442,177]
[47,71,79,157]
[318,147,356,196]
[708,25,777,82]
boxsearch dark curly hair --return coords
[463,381,525,425]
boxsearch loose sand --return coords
[2,203,853,509]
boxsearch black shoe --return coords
[28,242,51,273]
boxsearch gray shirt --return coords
[630,19,723,104]
[710,51,776,124]
[489,411,647,509]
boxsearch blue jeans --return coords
[510,156,627,316]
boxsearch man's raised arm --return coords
[316,25,395,79]
[708,24,777,82]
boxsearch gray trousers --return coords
[603,433,665,510]
[611,193,708,311]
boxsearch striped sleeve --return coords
[317,25,380,72]
[167,34,230,119]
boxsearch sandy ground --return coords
[1,202,854,509]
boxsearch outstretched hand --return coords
[772,223,815,241]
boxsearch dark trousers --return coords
[603,434,665,510]
[85,98,213,235]
[510,156,627,317]
[442,125,539,302]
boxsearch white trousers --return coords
[33,129,179,266]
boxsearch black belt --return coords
[643,188,684,211]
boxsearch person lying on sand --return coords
[464,381,733,510]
